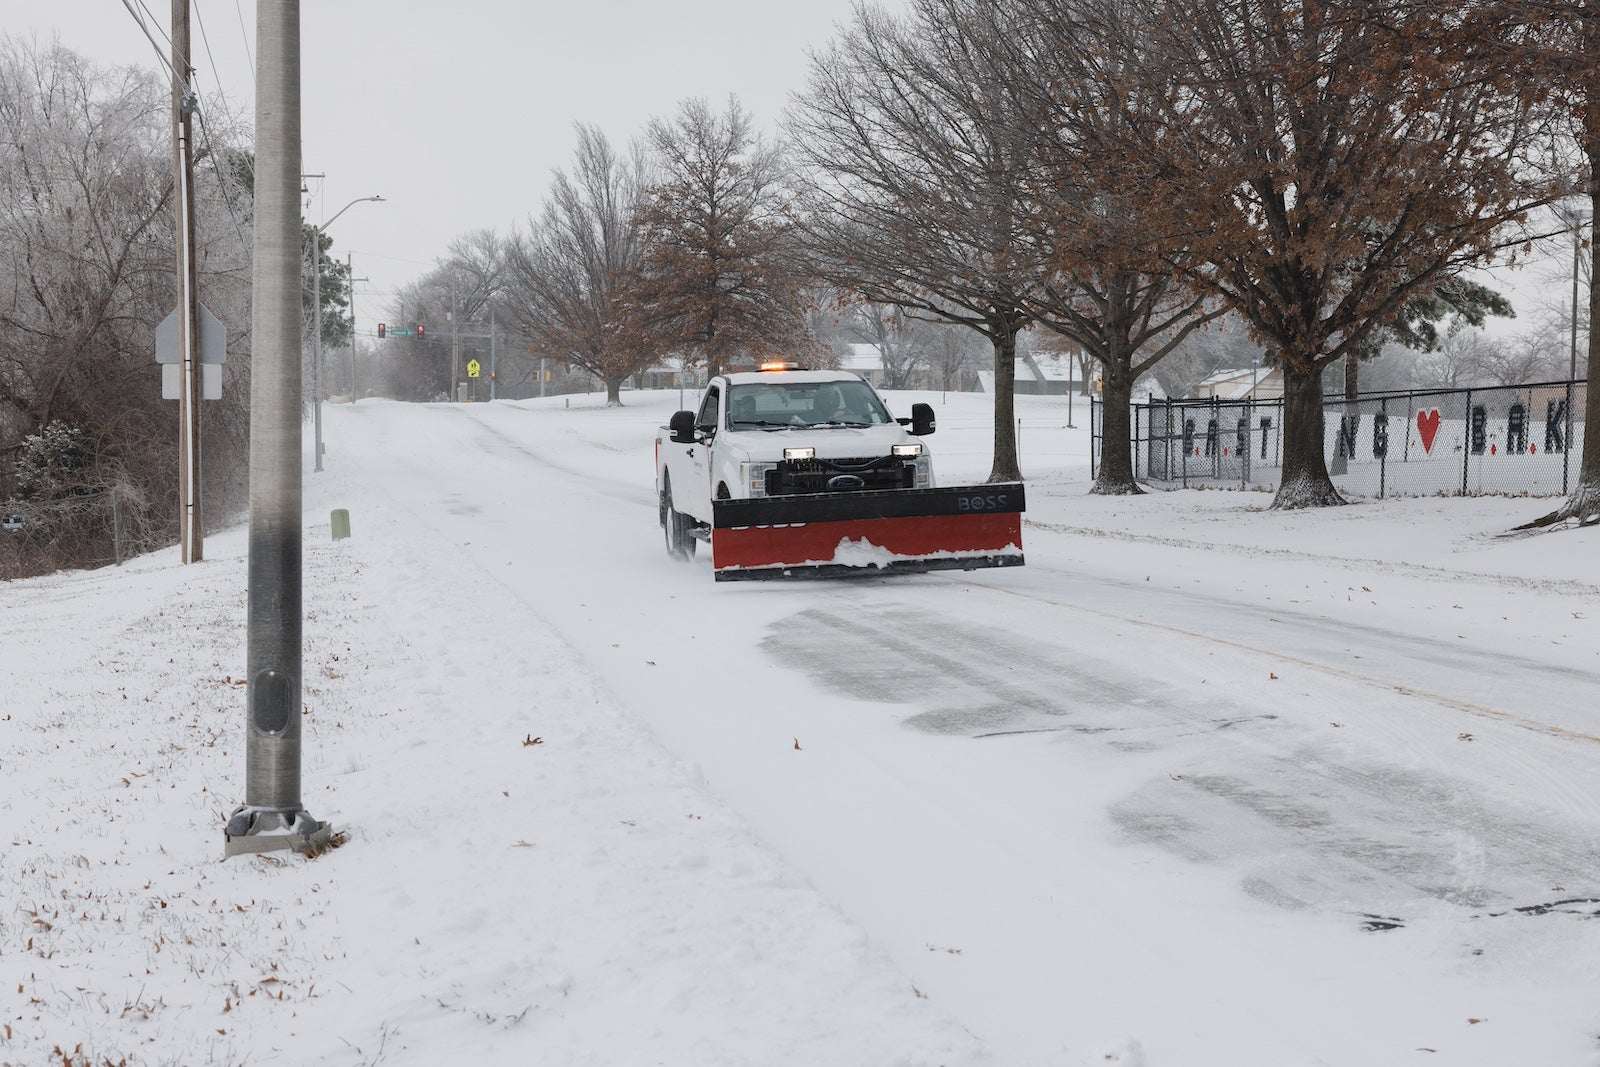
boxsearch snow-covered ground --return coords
[3,388,1597,1067]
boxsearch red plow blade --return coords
[711,483,1025,581]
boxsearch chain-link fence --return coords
[0,490,128,580]
[1094,379,1590,497]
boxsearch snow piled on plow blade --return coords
[711,483,1025,581]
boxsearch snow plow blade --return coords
[711,483,1025,581]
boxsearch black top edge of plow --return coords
[713,483,1026,529]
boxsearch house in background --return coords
[975,350,1089,395]
[840,343,889,387]
[1189,364,1283,402]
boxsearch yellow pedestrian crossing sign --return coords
[467,359,481,379]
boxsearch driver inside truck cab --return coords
[813,384,846,422]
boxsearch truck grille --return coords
[765,456,915,496]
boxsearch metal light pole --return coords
[226,0,327,856]
[310,195,383,471]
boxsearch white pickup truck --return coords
[655,365,1025,580]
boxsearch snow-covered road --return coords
[333,394,1600,1064]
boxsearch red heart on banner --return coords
[1417,409,1442,454]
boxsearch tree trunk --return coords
[1576,183,1600,509]
[1273,359,1345,508]
[605,376,624,406]
[1518,95,1600,528]
[1091,349,1142,495]
[987,316,1022,483]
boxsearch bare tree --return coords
[791,0,1038,483]
[506,125,651,406]
[382,230,507,401]
[0,36,252,574]
[1150,314,1262,399]
[840,303,937,389]
[999,0,1228,493]
[626,97,815,378]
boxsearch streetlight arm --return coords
[318,194,384,231]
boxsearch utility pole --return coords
[171,0,203,563]
[226,0,328,857]
[348,253,368,400]
[489,306,497,401]
[450,286,462,401]
[311,224,323,471]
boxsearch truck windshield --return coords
[728,381,891,429]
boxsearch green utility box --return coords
[331,508,351,540]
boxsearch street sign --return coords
[162,363,222,400]
[385,327,414,337]
[467,359,481,378]
[155,303,226,365]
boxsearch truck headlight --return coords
[741,462,777,496]
[784,447,815,461]
[892,443,923,458]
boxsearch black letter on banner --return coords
[1470,406,1487,454]
[1259,417,1272,458]
[1183,417,1195,454]
[1506,403,1527,454]
[1546,399,1567,453]
[1373,414,1389,459]
[1204,418,1218,457]
[1235,416,1248,458]
[1337,414,1359,458]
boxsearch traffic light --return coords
[415,324,425,338]
[377,323,386,338]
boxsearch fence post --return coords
[1089,396,1097,479]
[112,489,122,566]
[1182,399,1190,488]
[1461,388,1472,495]
[1135,402,1143,478]
[1564,377,1574,495]
[1378,397,1387,499]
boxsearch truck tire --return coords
[661,476,695,561]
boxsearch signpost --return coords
[156,302,226,399]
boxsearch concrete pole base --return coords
[223,806,333,859]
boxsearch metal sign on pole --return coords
[157,302,226,399]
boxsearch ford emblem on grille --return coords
[827,474,866,490]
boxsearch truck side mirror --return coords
[669,410,698,444]
[910,403,936,436]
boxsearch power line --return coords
[193,108,251,252]
[189,1,252,251]
[135,0,175,51]
[118,0,190,95]
[233,0,255,81]
[192,0,226,93]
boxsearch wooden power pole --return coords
[171,0,203,562]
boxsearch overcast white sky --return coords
[0,0,1580,347]
[1,0,878,330]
